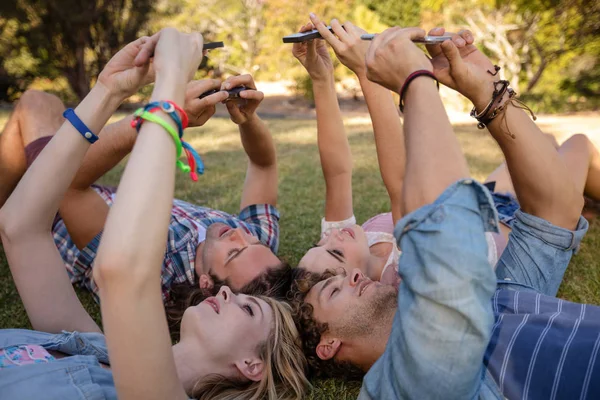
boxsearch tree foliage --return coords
[0,0,597,111]
[0,0,154,100]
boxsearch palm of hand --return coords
[293,41,333,78]
[430,44,495,90]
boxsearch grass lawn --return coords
[0,110,599,398]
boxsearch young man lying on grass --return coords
[290,22,599,400]
[0,75,293,305]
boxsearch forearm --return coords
[95,76,185,279]
[0,83,122,235]
[313,78,354,220]
[402,79,470,214]
[70,115,137,190]
[358,74,405,221]
[482,95,583,229]
[239,114,276,168]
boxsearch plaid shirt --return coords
[53,185,280,303]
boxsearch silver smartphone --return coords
[360,34,452,44]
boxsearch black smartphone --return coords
[282,27,334,43]
[198,86,247,100]
[203,41,224,50]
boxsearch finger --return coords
[187,90,229,110]
[458,29,474,45]
[239,90,264,102]
[343,21,366,38]
[330,19,351,42]
[222,74,256,90]
[300,23,314,33]
[186,79,223,98]
[451,32,466,47]
[134,36,152,66]
[402,27,427,41]
[225,100,243,120]
[425,27,445,57]
[309,12,343,52]
[135,31,161,65]
[441,40,466,74]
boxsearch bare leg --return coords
[0,90,66,206]
[486,133,598,256]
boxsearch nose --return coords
[324,228,342,242]
[349,269,363,287]
[219,286,233,303]
[229,228,250,245]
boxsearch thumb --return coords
[441,40,466,74]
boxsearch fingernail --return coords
[457,38,466,46]
[309,12,316,18]
[225,83,231,89]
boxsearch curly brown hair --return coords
[287,268,365,381]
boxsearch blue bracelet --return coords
[63,108,99,144]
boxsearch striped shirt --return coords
[486,288,600,399]
[53,185,280,302]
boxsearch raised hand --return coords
[184,80,229,127]
[426,28,498,110]
[292,21,334,82]
[309,14,369,76]
[97,32,160,100]
[152,28,205,84]
[365,27,433,93]
[221,74,264,125]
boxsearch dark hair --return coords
[287,268,365,380]
[165,260,294,340]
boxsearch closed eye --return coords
[243,304,255,317]
[331,249,344,257]
[330,287,339,299]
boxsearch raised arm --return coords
[92,29,203,400]
[427,28,583,229]
[292,21,353,221]
[311,15,406,222]
[217,74,279,210]
[60,79,228,250]
[361,28,496,399]
[0,34,158,334]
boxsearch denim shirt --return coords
[359,180,505,400]
[0,329,116,400]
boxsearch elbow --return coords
[92,253,155,293]
[0,208,30,242]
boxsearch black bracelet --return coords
[399,70,439,112]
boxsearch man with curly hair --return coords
[290,22,599,400]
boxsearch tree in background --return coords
[361,0,421,27]
[0,0,154,100]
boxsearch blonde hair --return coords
[191,297,310,400]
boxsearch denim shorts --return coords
[495,211,588,297]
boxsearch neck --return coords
[172,340,233,394]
